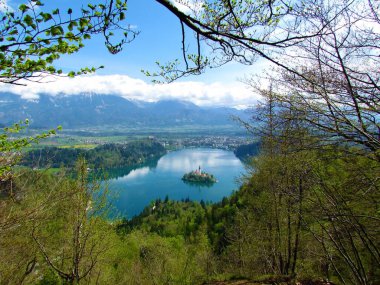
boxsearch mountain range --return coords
[0,92,248,129]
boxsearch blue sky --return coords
[0,0,265,107]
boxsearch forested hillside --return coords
[118,141,380,283]
[22,140,166,169]
[4,135,377,284]
[233,142,260,160]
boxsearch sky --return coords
[0,0,267,108]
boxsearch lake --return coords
[106,148,246,218]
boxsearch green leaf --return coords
[46,55,54,63]
[51,26,64,36]
[42,12,52,22]
[23,14,34,26]
[68,21,77,31]
[19,4,29,12]
[79,18,88,28]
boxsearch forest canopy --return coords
[21,141,166,169]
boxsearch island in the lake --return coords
[182,166,217,184]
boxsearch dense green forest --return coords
[21,140,166,169]
[234,142,260,160]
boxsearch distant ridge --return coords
[0,92,248,129]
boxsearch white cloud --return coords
[0,0,13,12]
[0,74,260,108]
[26,0,41,12]
[129,24,138,30]
[169,0,204,15]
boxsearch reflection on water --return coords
[120,167,150,181]
[181,179,214,188]
[101,159,160,180]
[107,148,245,218]
[157,149,242,172]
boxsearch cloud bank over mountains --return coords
[0,74,258,109]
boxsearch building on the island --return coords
[182,166,217,184]
[194,165,203,175]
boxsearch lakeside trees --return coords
[22,140,166,169]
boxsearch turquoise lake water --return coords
[107,148,246,218]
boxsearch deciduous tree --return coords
[0,0,136,84]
